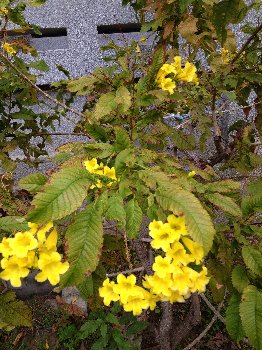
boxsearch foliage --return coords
[0,0,261,349]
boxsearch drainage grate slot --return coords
[97,23,141,34]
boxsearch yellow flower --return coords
[150,218,183,252]
[38,227,58,253]
[168,290,186,304]
[0,256,30,287]
[26,251,38,268]
[144,291,160,310]
[35,252,69,286]
[152,255,173,278]
[28,222,39,234]
[113,274,143,304]
[188,266,209,293]
[99,278,120,306]
[165,214,188,237]
[83,158,99,173]
[9,231,38,258]
[0,8,8,15]
[123,291,149,316]
[171,266,192,295]
[188,170,196,178]
[160,78,176,94]
[136,44,141,54]
[176,62,197,83]
[103,166,117,180]
[36,222,54,243]
[0,237,14,258]
[2,43,16,55]
[143,274,172,297]
[182,237,204,264]
[166,241,193,266]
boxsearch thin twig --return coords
[183,300,224,350]
[106,266,144,278]
[0,52,89,124]
[230,23,262,65]
[123,230,133,270]
[200,293,225,324]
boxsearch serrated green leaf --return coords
[19,173,48,193]
[84,143,115,159]
[126,321,148,336]
[106,195,126,227]
[0,292,32,327]
[114,127,130,152]
[115,86,132,113]
[77,277,94,299]
[94,92,117,120]
[204,180,240,193]
[247,179,262,196]
[61,202,103,286]
[242,246,262,275]
[156,187,215,253]
[27,167,91,224]
[225,293,245,342]
[240,286,262,349]
[232,266,250,293]
[115,148,135,176]
[67,75,97,95]
[171,129,196,150]
[125,199,142,239]
[205,192,242,217]
[78,319,102,339]
[0,216,28,233]
[28,60,49,72]
[241,195,262,218]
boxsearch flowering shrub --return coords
[99,215,209,316]
[0,223,69,287]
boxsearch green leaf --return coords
[225,293,245,342]
[0,216,28,233]
[0,292,32,327]
[126,321,148,336]
[156,187,215,253]
[114,128,130,152]
[179,0,195,12]
[247,179,262,196]
[78,319,102,339]
[85,124,107,142]
[125,199,142,239]
[77,277,94,299]
[232,266,250,293]
[115,148,135,176]
[61,202,103,286]
[241,195,262,217]
[106,195,126,228]
[94,92,117,120]
[28,60,49,72]
[27,167,91,224]
[106,313,119,325]
[84,143,115,159]
[171,129,196,150]
[67,75,97,95]
[204,180,240,193]
[212,0,247,44]
[19,173,48,193]
[205,192,242,217]
[242,246,262,275]
[115,86,132,113]
[240,285,262,349]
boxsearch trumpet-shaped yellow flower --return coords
[38,227,58,253]
[165,214,188,237]
[156,63,176,83]
[36,222,54,243]
[176,62,197,83]
[152,255,173,278]
[99,278,120,306]
[189,267,209,293]
[113,274,143,303]
[168,290,186,304]
[0,256,30,287]
[160,78,176,95]
[9,232,38,258]
[0,237,13,258]
[35,252,69,286]
[182,237,204,264]
[171,266,192,295]
[103,166,117,180]
[144,291,160,310]
[83,158,99,172]
[166,241,193,266]
[123,291,149,316]
[143,274,172,297]
[2,43,16,55]
[28,222,39,234]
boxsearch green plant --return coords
[77,303,148,350]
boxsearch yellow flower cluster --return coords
[2,42,16,55]
[0,222,69,287]
[99,214,209,316]
[221,48,234,64]
[83,158,117,189]
[0,7,8,16]
[156,56,199,94]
